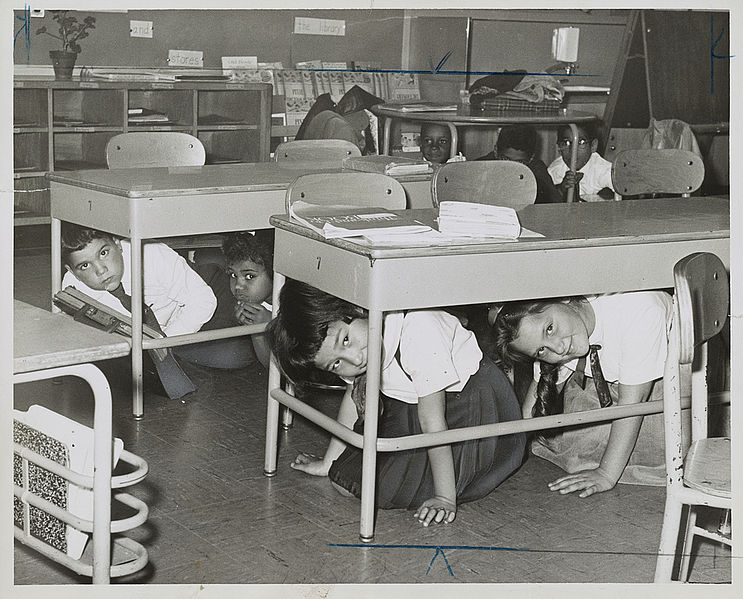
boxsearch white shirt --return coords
[62,240,216,337]
[380,310,482,403]
[548,152,614,195]
[533,292,673,386]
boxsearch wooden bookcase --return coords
[13,76,272,226]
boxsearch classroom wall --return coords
[14,9,406,69]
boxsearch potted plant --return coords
[36,11,96,80]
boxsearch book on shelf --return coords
[83,69,177,82]
[437,201,523,239]
[289,201,432,241]
[342,154,432,176]
[128,112,170,124]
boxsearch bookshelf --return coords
[13,76,272,226]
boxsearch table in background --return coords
[265,196,730,542]
[372,105,600,202]
[48,162,432,418]
[13,300,148,583]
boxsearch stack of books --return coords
[438,201,522,239]
[342,154,432,176]
[128,107,170,124]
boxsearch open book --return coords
[342,154,432,176]
[289,201,432,241]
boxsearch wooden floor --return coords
[12,240,733,589]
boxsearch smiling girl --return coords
[493,291,674,498]
[267,279,525,528]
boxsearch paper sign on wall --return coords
[294,17,345,37]
[168,49,203,68]
[130,20,153,38]
[222,56,258,70]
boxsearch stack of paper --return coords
[342,155,432,176]
[438,201,522,239]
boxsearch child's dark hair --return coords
[222,229,274,272]
[496,125,537,154]
[557,121,601,143]
[60,223,116,265]
[266,278,366,393]
[493,297,584,421]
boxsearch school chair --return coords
[430,161,537,211]
[274,139,361,163]
[105,132,222,255]
[285,171,408,213]
[105,132,206,168]
[654,252,731,582]
[611,149,705,200]
[602,127,646,162]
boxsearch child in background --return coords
[61,223,217,398]
[493,291,673,497]
[181,230,274,369]
[477,124,562,204]
[547,123,615,201]
[267,279,525,527]
[420,122,453,165]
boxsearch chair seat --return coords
[684,437,730,498]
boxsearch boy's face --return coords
[226,258,272,304]
[420,124,451,164]
[64,237,125,292]
[557,129,598,171]
[496,147,533,164]
[313,317,368,378]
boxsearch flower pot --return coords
[50,51,78,80]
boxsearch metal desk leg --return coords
[14,363,113,584]
[566,123,579,203]
[264,271,285,476]
[359,309,383,543]
[382,116,392,155]
[130,236,144,418]
[446,123,458,160]
[51,217,62,313]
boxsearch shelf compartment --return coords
[53,89,124,128]
[15,88,48,128]
[128,89,193,127]
[53,131,118,170]
[199,129,264,164]
[15,175,50,222]
[15,132,49,172]
[198,90,263,125]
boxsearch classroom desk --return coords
[48,162,432,418]
[264,196,730,542]
[13,300,148,583]
[372,105,599,202]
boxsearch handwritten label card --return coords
[168,49,203,68]
[221,56,258,70]
[130,20,153,38]
[294,17,345,37]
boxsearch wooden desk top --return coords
[47,161,431,199]
[14,300,131,374]
[372,105,598,126]
[271,196,730,260]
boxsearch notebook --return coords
[342,154,432,176]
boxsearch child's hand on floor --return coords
[548,467,616,498]
[414,496,457,527]
[290,451,331,477]
[234,301,271,326]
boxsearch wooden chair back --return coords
[612,149,704,199]
[285,172,407,213]
[274,139,361,163]
[430,161,536,211]
[106,132,206,168]
[602,127,646,162]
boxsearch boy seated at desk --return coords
[547,122,615,202]
[476,124,562,204]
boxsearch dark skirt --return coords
[328,356,526,510]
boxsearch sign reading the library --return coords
[294,17,345,37]
[130,20,153,38]
[168,49,203,68]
